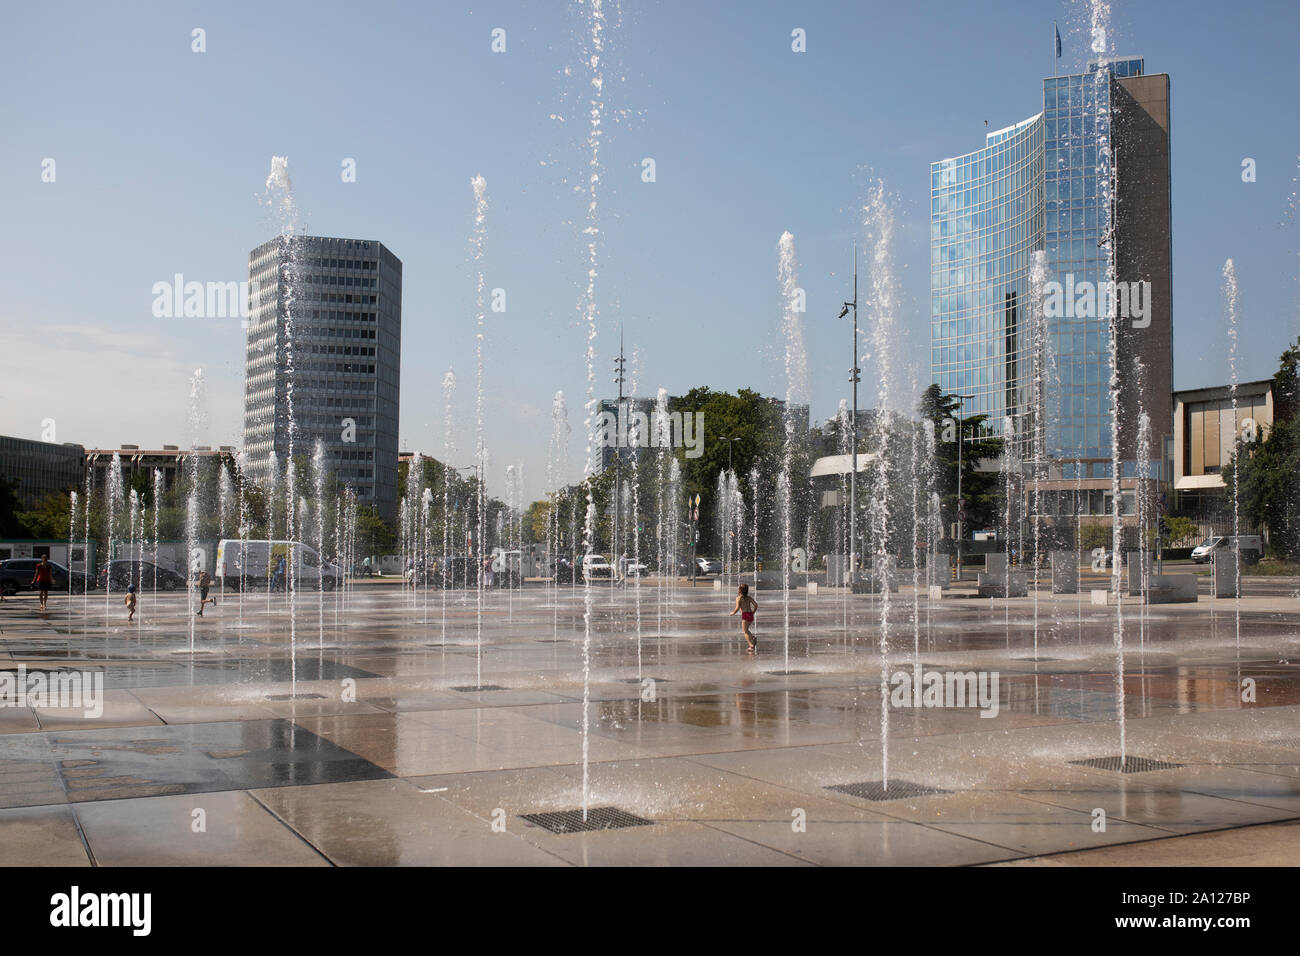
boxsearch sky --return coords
[2,0,1297,502]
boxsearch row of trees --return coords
[1225,337,1300,558]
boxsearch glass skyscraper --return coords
[931,57,1172,495]
[243,236,403,522]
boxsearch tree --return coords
[917,384,1005,541]
[17,492,74,540]
[1223,337,1300,558]
[1161,515,1198,549]
[0,476,22,538]
[354,504,395,559]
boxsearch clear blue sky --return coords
[2,0,1297,501]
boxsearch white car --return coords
[581,554,613,578]
[695,556,722,575]
[616,556,649,577]
[1191,535,1262,565]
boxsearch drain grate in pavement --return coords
[1069,755,1184,773]
[826,780,950,801]
[617,676,668,684]
[520,806,652,834]
[1270,738,1300,750]
[767,669,814,676]
[1017,657,1061,662]
[450,684,507,692]
[265,693,327,701]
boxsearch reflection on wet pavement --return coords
[0,582,1298,865]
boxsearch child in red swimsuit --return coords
[729,584,758,653]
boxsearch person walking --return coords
[728,583,758,654]
[271,554,286,593]
[125,584,138,622]
[31,556,54,612]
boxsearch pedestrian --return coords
[271,555,286,592]
[197,570,216,616]
[125,584,137,622]
[484,556,495,589]
[728,583,758,654]
[31,555,54,612]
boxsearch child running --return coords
[728,583,758,654]
[125,584,137,622]
[196,570,216,617]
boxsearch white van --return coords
[216,540,343,591]
[1190,535,1263,565]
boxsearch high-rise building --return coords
[930,57,1172,523]
[243,236,402,522]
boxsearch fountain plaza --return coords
[2,571,1299,867]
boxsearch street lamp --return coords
[612,329,627,585]
[837,242,861,584]
[952,393,975,579]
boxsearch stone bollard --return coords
[1050,550,1078,594]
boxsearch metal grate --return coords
[1017,656,1061,663]
[826,780,950,801]
[766,669,813,676]
[617,676,668,684]
[450,684,507,692]
[520,806,652,834]
[265,693,327,701]
[1269,738,1300,750]
[1070,755,1184,773]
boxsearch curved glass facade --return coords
[931,58,1154,470]
[930,113,1044,448]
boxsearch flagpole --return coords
[1053,21,1058,77]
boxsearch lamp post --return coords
[612,329,626,586]
[952,394,974,580]
[838,242,861,584]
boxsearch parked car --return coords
[615,556,649,578]
[695,556,723,575]
[1191,535,1262,565]
[581,554,613,579]
[98,559,185,592]
[0,558,91,596]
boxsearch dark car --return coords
[0,558,91,596]
[98,559,186,593]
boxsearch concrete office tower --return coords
[930,58,1172,520]
[242,236,402,522]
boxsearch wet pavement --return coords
[1,578,1298,866]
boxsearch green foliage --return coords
[1160,514,1198,548]
[1222,336,1300,558]
[917,384,1005,537]
[354,504,394,558]
[0,476,22,538]
[1080,522,1112,551]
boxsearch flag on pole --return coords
[1055,24,1062,59]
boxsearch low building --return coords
[1172,380,1273,522]
[84,445,237,495]
[0,436,86,508]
